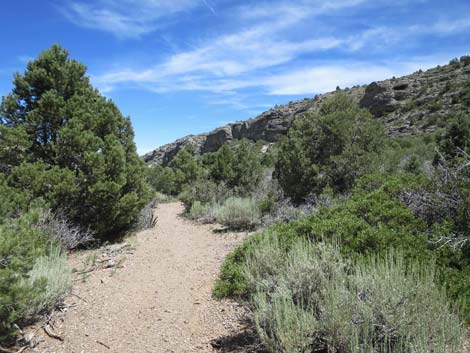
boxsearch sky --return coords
[1,0,469,154]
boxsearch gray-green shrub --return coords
[246,237,466,353]
[188,201,215,223]
[20,244,71,319]
[214,197,261,230]
[0,210,63,343]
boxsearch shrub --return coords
[0,45,151,240]
[461,56,470,66]
[169,146,203,193]
[214,225,300,299]
[215,173,470,323]
[214,197,262,230]
[380,135,436,175]
[20,244,71,319]
[154,192,174,204]
[435,114,470,161]
[146,166,179,195]
[133,199,158,230]
[457,80,470,106]
[275,94,385,203]
[206,139,264,194]
[406,149,470,245]
[249,238,466,353]
[0,174,28,221]
[38,209,94,250]
[179,179,232,210]
[187,201,214,222]
[0,211,53,343]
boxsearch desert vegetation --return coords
[1,45,470,353]
[0,45,152,344]
[209,73,470,351]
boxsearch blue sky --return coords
[1,0,469,154]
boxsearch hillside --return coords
[144,56,470,166]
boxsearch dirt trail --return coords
[33,202,252,353]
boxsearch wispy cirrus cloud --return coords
[86,0,470,108]
[60,0,203,38]
[90,0,361,94]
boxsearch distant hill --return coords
[144,56,470,166]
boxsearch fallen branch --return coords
[69,292,88,303]
[43,325,63,341]
[96,340,111,349]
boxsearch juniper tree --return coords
[0,45,150,239]
[275,94,385,203]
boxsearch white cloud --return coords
[91,3,346,93]
[264,56,449,95]
[418,18,470,35]
[264,65,396,95]
[88,0,469,102]
[237,0,366,21]
[61,0,201,38]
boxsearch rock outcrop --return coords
[144,98,322,165]
[144,56,470,166]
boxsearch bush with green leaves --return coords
[146,165,179,196]
[380,134,435,175]
[187,196,261,229]
[435,113,470,161]
[214,197,261,230]
[215,172,470,322]
[19,244,71,320]
[275,93,385,203]
[0,174,28,221]
[0,45,150,240]
[188,201,214,222]
[246,236,466,353]
[179,179,233,211]
[205,139,264,194]
[0,210,69,343]
[170,146,203,193]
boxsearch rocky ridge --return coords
[144,56,470,166]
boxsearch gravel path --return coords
[32,202,252,353]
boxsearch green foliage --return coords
[206,140,264,193]
[0,211,51,342]
[215,173,470,324]
[436,114,470,160]
[0,124,31,173]
[0,45,150,239]
[214,227,299,299]
[179,179,232,210]
[187,197,262,229]
[431,114,470,243]
[20,244,71,319]
[402,98,417,112]
[146,165,178,195]
[428,99,443,112]
[275,94,385,203]
[8,161,78,211]
[458,80,470,107]
[188,201,213,221]
[214,197,261,230]
[247,238,466,353]
[170,146,203,192]
[0,174,28,221]
[154,192,174,204]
